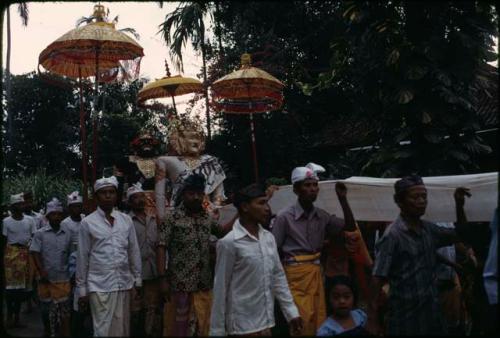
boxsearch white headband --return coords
[94,176,119,192]
[67,191,83,205]
[126,182,144,200]
[46,197,63,214]
[291,162,326,184]
[10,193,24,205]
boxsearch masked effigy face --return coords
[169,120,206,157]
[130,132,160,158]
[180,130,205,156]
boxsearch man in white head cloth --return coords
[76,176,142,337]
[271,163,358,335]
[61,191,85,252]
[2,193,37,328]
[127,182,161,336]
[60,191,89,335]
[30,198,72,337]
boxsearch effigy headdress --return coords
[166,114,205,154]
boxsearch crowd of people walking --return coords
[1,164,497,337]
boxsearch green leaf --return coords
[407,66,428,80]
[423,132,440,143]
[449,150,470,161]
[386,49,400,66]
[397,90,414,104]
[422,111,432,124]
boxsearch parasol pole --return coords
[78,66,89,203]
[249,112,259,182]
[92,46,100,184]
[170,94,177,114]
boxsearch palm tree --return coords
[158,1,214,140]
[5,3,29,147]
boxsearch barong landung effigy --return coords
[114,131,164,215]
[155,116,226,220]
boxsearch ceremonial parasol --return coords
[137,60,202,114]
[38,4,144,202]
[211,53,285,181]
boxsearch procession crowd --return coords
[2,164,498,337]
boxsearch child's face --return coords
[331,284,354,317]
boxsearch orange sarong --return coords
[38,281,71,303]
[284,253,326,336]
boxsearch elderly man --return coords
[367,175,473,336]
[127,183,161,336]
[157,174,225,336]
[30,198,72,337]
[210,184,303,336]
[2,193,37,328]
[76,176,142,337]
[271,163,358,335]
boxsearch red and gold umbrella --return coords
[38,4,144,202]
[137,60,202,114]
[211,53,285,181]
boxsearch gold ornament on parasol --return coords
[38,4,144,202]
[137,60,202,114]
[211,53,285,181]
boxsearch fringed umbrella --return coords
[38,4,144,202]
[137,60,202,114]
[211,53,284,181]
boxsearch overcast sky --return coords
[2,1,205,109]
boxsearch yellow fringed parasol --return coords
[211,53,285,181]
[38,4,144,203]
[137,60,202,114]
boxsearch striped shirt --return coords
[373,215,455,335]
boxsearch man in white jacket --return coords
[76,176,142,337]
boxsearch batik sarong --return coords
[4,244,30,290]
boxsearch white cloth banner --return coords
[219,172,498,223]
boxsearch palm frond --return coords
[119,27,140,40]
[17,3,29,26]
[76,16,95,27]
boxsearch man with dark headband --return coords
[367,174,472,336]
[210,184,303,336]
[157,173,226,336]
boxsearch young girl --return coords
[317,275,369,336]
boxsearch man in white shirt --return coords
[210,184,303,336]
[61,191,89,337]
[76,176,142,337]
[61,191,85,252]
[127,183,161,336]
[2,193,37,328]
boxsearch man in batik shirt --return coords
[157,173,225,336]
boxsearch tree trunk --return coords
[6,6,13,146]
[215,1,223,54]
[201,42,211,140]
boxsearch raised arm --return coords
[335,182,356,232]
[155,158,168,220]
[455,187,470,227]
